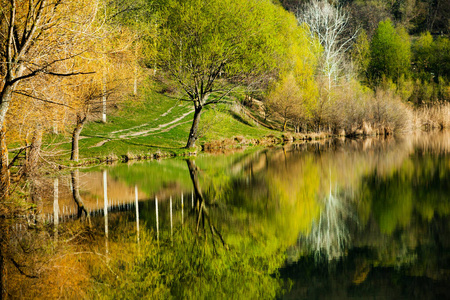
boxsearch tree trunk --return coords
[0,63,25,132]
[133,45,138,96]
[71,117,85,162]
[185,107,202,148]
[102,79,107,123]
[25,128,42,176]
[186,159,204,205]
[0,86,14,132]
[0,126,9,201]
[71,170,89,219]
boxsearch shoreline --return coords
[63,129,445,167]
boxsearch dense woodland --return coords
[0,0,448,147]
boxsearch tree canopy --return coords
[368,19,411,84]
[154,0,299,147]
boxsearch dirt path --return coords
[89,139,111,148]
[118,109,194,139]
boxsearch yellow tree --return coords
[267,23,319,132]
[67,23,137,162]
[268,73,303,132]
[0,0,99,198]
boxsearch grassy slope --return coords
[52,82,279,161]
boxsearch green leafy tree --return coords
[155,0,292,148]
[412,31,434,81]
[352,29,371,81]
[368,19,411,84]
[429,37,450,82]
[267,22,319,133]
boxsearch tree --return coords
[368,19,411,84]
[266,19,319,133]
[69,79,103,162]
[0,0,98,130]
[412,31,433,81]
[268,73,303,132]
[429,37,450,82]
[155,0,292,148]
[352,29,371,81]
[0,0,139,164]
[297,0,358,91]
[0,0,97,199]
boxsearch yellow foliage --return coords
[267,154,321,246]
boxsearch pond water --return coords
[5,132,450,299]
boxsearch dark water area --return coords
[3,132,450,299]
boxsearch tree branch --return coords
[10,69,94,85]
[13,90,74,108]
[10,258,38,279]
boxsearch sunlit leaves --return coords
[368,19,411,84]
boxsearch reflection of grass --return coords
[100,149,260,197]
[106,159,192,197]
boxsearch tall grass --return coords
[413,102,450,130]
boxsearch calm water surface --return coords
[8,132,450,298]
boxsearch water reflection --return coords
[103,169,109,258]
[2,131,449,298]
[304,185,353,261]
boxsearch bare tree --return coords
[297,0,357,90]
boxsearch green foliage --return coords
[150,0,302,146]
[352,29,371,80]
[265,22,319,132]
[412,32,450,83]
[429,37,450,82]
[360,152,450,234]
[155,0,292,96]
[368,19,411,84]
[412,31,434,81]
[411,33,450,103]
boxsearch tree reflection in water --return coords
[305,185,353,261]
[186,159,228,251]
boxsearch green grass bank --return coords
[49,84,285,165]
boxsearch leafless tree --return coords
[297,0,357,91]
